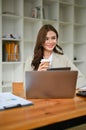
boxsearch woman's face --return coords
[43,31,57,52]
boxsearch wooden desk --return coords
[0,96,86,130]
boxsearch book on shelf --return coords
[3,41,20,62]
[6,42,11,61]
[10,42,19,61]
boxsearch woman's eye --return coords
[45,36,56,41]
[52,36,56,40]
[45,37,49,40]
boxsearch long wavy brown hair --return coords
[31,24,64,70]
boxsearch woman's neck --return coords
[43,51,52,59]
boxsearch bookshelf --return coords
[0,0,86,92]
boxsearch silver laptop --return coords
[25,70,78,99]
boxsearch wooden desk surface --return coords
[0,96,86,130]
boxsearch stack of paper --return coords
[78,86,86,91]
[0,92,33,110]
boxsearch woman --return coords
[25,24,86,88]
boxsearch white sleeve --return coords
[24,57,33,71]
[65,55,86,89]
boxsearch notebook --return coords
[25,70,78,99]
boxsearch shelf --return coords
[24,17,40,22]
[2,17,22,39]
[0,0,86,91]
[74,26,86,42]
[59,3,73,23]
[74,44,86,61]
[24,19,41,41]
[75,0,86,6]
[24,0,42,18]
[74,6,86,24]
[59,24,73,42]
[74,61,86,76]
[2,14,21,19]
[73,60,85,63]
[43,0,59,20]
[59,0,73,5]
[2,0,23,16]
[2,62,22,64]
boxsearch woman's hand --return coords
[38,62,49,71]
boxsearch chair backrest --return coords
[12,82,25,98]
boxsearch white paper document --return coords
[78,85,86,91]
[0,92,33,110]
